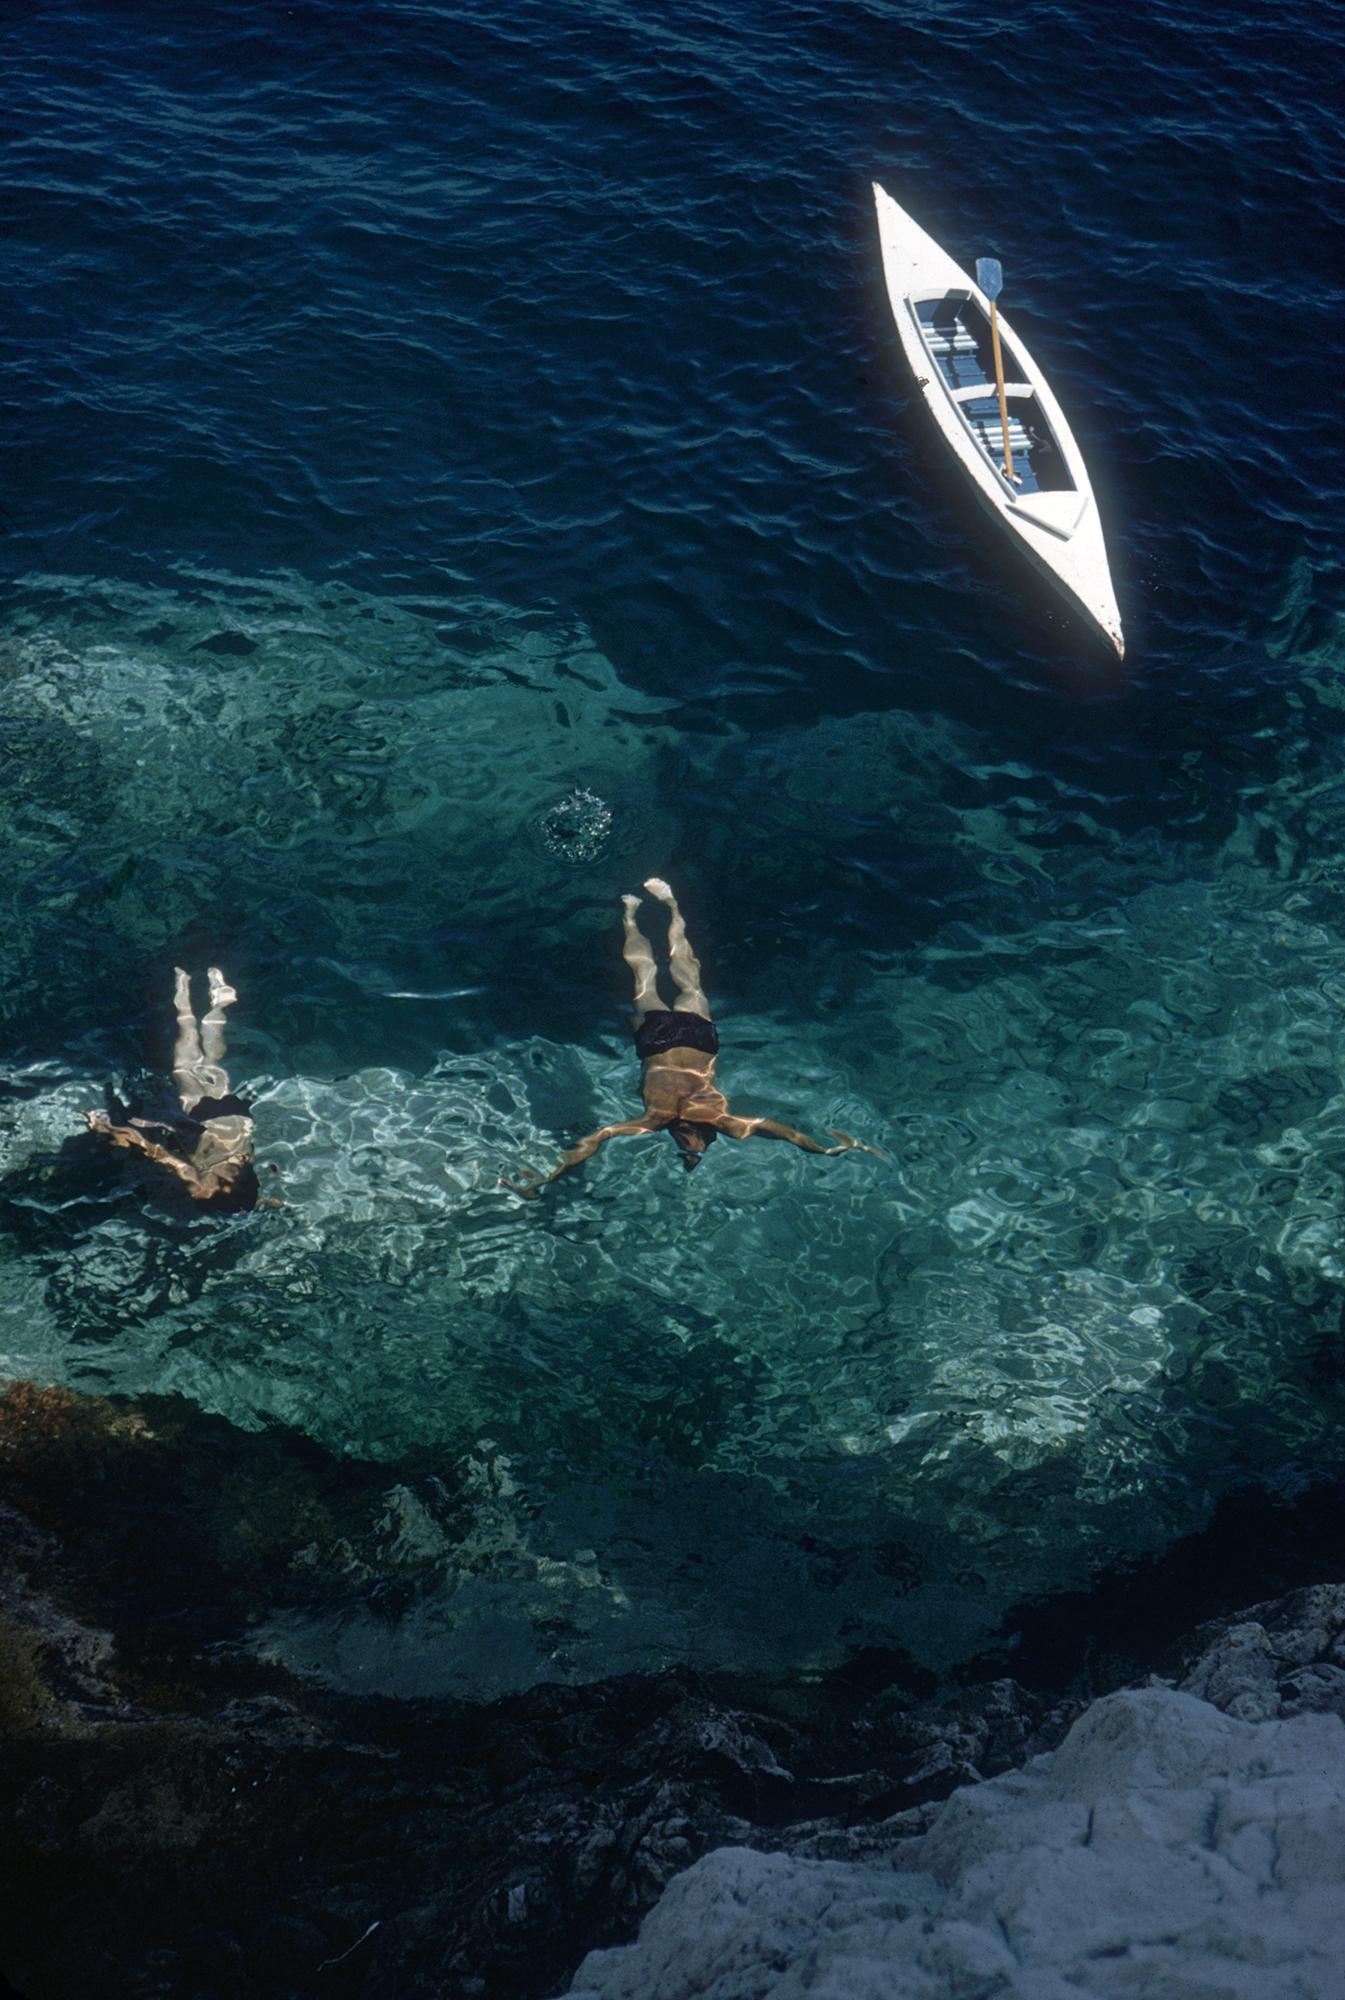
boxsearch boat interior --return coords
[914,293,1074,496]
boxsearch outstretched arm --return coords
[83,1111,199,1186]
[500,1116,667,1198]
[715,1114,886,1159]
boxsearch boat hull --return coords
[873,182,1123,657]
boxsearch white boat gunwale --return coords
[874,181,1124,656]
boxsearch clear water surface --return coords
[3,0,1344,1696]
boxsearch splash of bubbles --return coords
[539,786,612,863]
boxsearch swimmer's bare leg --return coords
[643,877,710,1019]
[173,968,208,1109]
[621,894,663,1027]
[202,965,238,1070]
[172,967,229,1110]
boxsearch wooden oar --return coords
[975,256,1014,483]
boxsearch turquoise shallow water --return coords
[4,0,1345,1696]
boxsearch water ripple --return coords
[3,0,1344,1691]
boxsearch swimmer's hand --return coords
[824,1129,887,1160]
[721,1116,886,1160]
[498,1168,544,1200]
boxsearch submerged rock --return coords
[0,1379,928,1998]
[1,1377,1343,1999]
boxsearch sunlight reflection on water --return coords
[2,568,1345,1693]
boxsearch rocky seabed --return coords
[3,1381,1345,1998]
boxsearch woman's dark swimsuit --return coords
[108,1087,253,1132]
[634,1010,719,1060]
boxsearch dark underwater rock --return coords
[0,1377,1341,2000]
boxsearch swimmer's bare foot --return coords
[174,967,192,1015]
[207,967,238,1010]
[621,894,642,921]
[643,876,675,902]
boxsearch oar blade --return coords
[975,256,1003,302]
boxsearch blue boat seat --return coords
[974,421,1032,448]
[959,394,1038,485]
[948,389,1076,496]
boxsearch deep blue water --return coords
[3,0,1344,1695]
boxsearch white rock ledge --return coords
[561,1683,1345,2000]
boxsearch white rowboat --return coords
[873,182,1124,658]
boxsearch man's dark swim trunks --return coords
[634,1010,719,1060]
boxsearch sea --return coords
[3,0,1343,1699]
